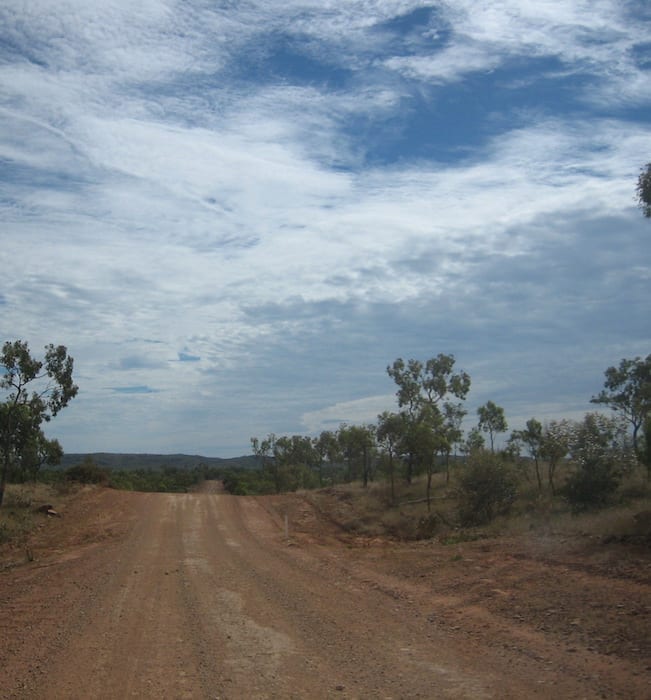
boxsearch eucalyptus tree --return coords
[272,435,319,491]
[565,413,636,509]
[337,423,376,487]
[387,354,471,488]
[250,433,278,491]
[414,404,447,510]
[539,420,572,494]
[461,426,485,455]
[477,400,508,453]
[1,341,78,507]
[314,430,341,486]
[510,418,544,490]
[376,411,405,504]
[591,355,651,458]
[440,402,466,484]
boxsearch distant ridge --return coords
[58,452,258,471]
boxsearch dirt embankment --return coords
[1,485,649,699]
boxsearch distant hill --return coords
[58,452,258,471]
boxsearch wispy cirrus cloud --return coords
[0,1,648,455]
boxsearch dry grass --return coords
[305,465,651,543]
[0,482,79,550]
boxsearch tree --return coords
[539,419,571,494]
[13,431,63,483]
[314,430,341,485]
[250,433,278,491]
[337,424,376,487]
[272,435,319,491]
[65,455,107,484]
[1,341,78,507]
[461,426,485,455]
[564,413,636,510]
[477,401,508,453]
[641,415,651,478]
[510,418,543,491]
[413,404,445,511]
[457,452,517,526]
[440,402,466,484]
[636,162,651,218]
[387,354,470,483]
[376,411,405,504]
[591,355,651,456]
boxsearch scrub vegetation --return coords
[2,340,650,545]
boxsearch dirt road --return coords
[1,487,649,698]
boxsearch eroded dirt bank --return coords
[1,487,649,699]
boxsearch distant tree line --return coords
[245,352,651,516]
[3,165,649,514]
[34,456,227,493]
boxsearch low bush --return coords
[65,457,108,484]
[563,413,635,512]
[564,463,620,511]
[456,452,517,526]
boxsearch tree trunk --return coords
[632,422,639,457]
[534,457,542,491]
[548,461,557,495]
[0,456,8,508]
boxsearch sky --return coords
[1,1,650,458]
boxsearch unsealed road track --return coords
[1,489,649,698]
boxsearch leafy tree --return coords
[477,400,508,453]
[250,433,278,491]
[4,414,64,484]
[640,415,651,477]
[66,456,108,484]
[440,402,466,484]
[413,404,445,510]
[376,411,405,504]
[314,430,341,485]
[337,424,376,487]
[591,355,651,456]
[564,413,636,510]
[1,341,78,507]
[510,418,543,490]
[387,354,470,483]
[461,426,485,455]
[636,162,651,218]
[273,435,320,491]
[539,419,571,494]
[457,452,517,526]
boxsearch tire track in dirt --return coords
[190,495,502,699]
[2,489,649,699]
[22,494,206,699]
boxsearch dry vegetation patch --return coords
[264,475,650,679]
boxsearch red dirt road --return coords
[1,487,650,698]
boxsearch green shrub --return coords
[564,462,620,510]
[456,452,517,526]
[563,413,634,511]
[65,457,108,484]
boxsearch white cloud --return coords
[383,0,650,106]
[1,0,649,456]
[301,394,396,434]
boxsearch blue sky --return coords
[1,1,649,457]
